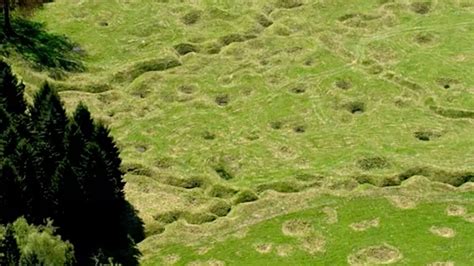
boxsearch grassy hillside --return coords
[7,0,474,264]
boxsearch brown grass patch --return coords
[348,244,402,265]
[386,195,417,209]
[300,235,326,255]
[429,226,456,238]
[282,219,314,237]
[350,218,380,231]
[163,254,180,265]
[322,207,338,224]
[446,205,467,217]
[276,244,294,257]
[254,243,273,254]
[463,213,474,223]
[427,262,455,266]
[187,259,225,266]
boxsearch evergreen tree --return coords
[0,61,26,116]
[0,159,24,224]
[28,83,68,223]
[0,225,20,266]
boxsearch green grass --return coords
[5,0,474,264]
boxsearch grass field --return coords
[5,0,474,264]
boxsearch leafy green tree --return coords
[5,217,75,265]
[0,224,20,265]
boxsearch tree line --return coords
[0,60,144,265]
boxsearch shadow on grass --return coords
[0,15,84,71]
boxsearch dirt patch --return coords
[290,85,306,94]
[335,79,352,90]
[196,246,212,255]
[348,244,402,265]
[446,205,467,217]
[357,156,390,170]
[275,0,304,9]
[178,84,197,94]
[174,43,199,55]
[429,226,456,238]
[350,218,380,231]
[215,94,230,106]
[214,166,234,180]
[256,14,273,28]
[182,10,202,25]
[344,101,366,114]
[270,121,283,130]
[386,195,417,209]
[411,2,431,14]
[282,219,314,237]
[208,184,238,199]
[234,190,259,204]
[202,131,216,140]
[414,131,441,141]
[293,125,306,133]
[209,200,232,217]
[163,254,180,265]
[300,235,326,255]
[322,207,338,224]
[276,244,294,257]
[254,243,273,254]
[414,32,438,45]
[463,213,474,223]
[436,78,460,90]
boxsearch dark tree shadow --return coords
[0,16,84,71]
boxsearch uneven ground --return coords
[6,0,474,264]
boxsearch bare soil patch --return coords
[300,235,326,255]
[348,244,402,265]
[276,244,294,257]
[446,205,467,217]
[254,243,273,254]
[429,226,456,238]
[322,207,338,224]
[282,219,314,237]
[350,218,380,231]
[386,195,417,209]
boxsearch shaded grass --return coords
[0,16,83,71]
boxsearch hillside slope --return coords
[10,0,474,264]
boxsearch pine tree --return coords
[0,159,24,224]
[0,61,26,116]
[28,83,68,223]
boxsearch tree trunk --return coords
[3,0,14,37]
